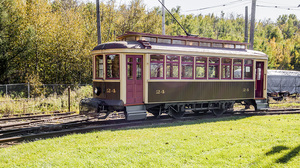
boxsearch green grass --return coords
[0,114,299,167]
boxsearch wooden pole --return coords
[96,0,101,44]
[249,0,256,49]
[68,86,70,112]
[28,82,30,99]
[244,6,249,43]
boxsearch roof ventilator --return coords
[138,40,152,49]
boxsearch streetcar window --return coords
[140,36,150,41]
[150,55,164,79]
[233,59,242,79]
[95,55,103,79]
[150,37,157,43]
[106,54,120,79]
[173,40,185,45]
[200,42,211,47]
[157,38,171,44]
[209,57,219,79]
[187,41,198,46]
[244,59,253,79]
[236,44,246,49]
[125,36,136,41]
[212,43,223,48]
[224,44,235,49]
[195,57,207,79]
[166,55,179,79]
[181,56,194,79]
[222,58,231,79]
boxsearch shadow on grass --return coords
[265,146,289,156]
[121,114,250,131]
[276,145,300,163]
[265,145,300,164]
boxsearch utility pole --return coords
[249,0,256,49]
[96,0,101,44]
[244,6,248,43]
[162,0,165,35]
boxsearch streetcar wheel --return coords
[168,105,185,119]
[147,107,160,118]
[212,109,225,117]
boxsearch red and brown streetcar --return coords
[80,32,268,120]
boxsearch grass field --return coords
[0,114,299,167]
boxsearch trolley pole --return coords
[96,0,101,44]
[244,6,249,43]
[162,0,165,35]
[249,0,256,49]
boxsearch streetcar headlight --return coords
[94,87,101,96]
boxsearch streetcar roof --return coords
[92,40,267,59]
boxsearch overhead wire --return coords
[256,4,300,11]
[184,0,250,12]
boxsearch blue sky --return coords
[83,0,300,22]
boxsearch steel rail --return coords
[0,111,76,122]
[0,114,83,130]
[0,111,62,118]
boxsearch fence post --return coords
[68,86,70,112]
[28,82,30,99]
[5,84,8,96]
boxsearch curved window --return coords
[106,54,120,79]
[150,55,164,79]
[209,57,219,79]
[195,57,207,79]
[222,58,231,79]
[166,55,179,79]
[181,56,194,79]
[244,59,253,79]
[95,55,103,79]
[233,59,242,79]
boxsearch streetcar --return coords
[80,32,268,120]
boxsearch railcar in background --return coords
[80,32,269,120]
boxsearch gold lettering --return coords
[156,90,160,94]
[156,90,166,94]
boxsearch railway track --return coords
[0,108,300,146]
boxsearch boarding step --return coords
[125,105,147,121]
[255,99,269,110]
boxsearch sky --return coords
[83,0,300,22]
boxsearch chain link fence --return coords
[0,83,91,98]
[0,83,93,115]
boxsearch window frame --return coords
[244,59,253,79]
[233,58,243,79]
[95,55,104,79]
[150,55,165,79]
[166,55,180,79]
[106,54,120,79]
[208,57,220,79]
[195,56,207,79]
[181,56,194,79]
[221,58,232,80]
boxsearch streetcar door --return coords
[255,62,264,98]
[126,55,143,104]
